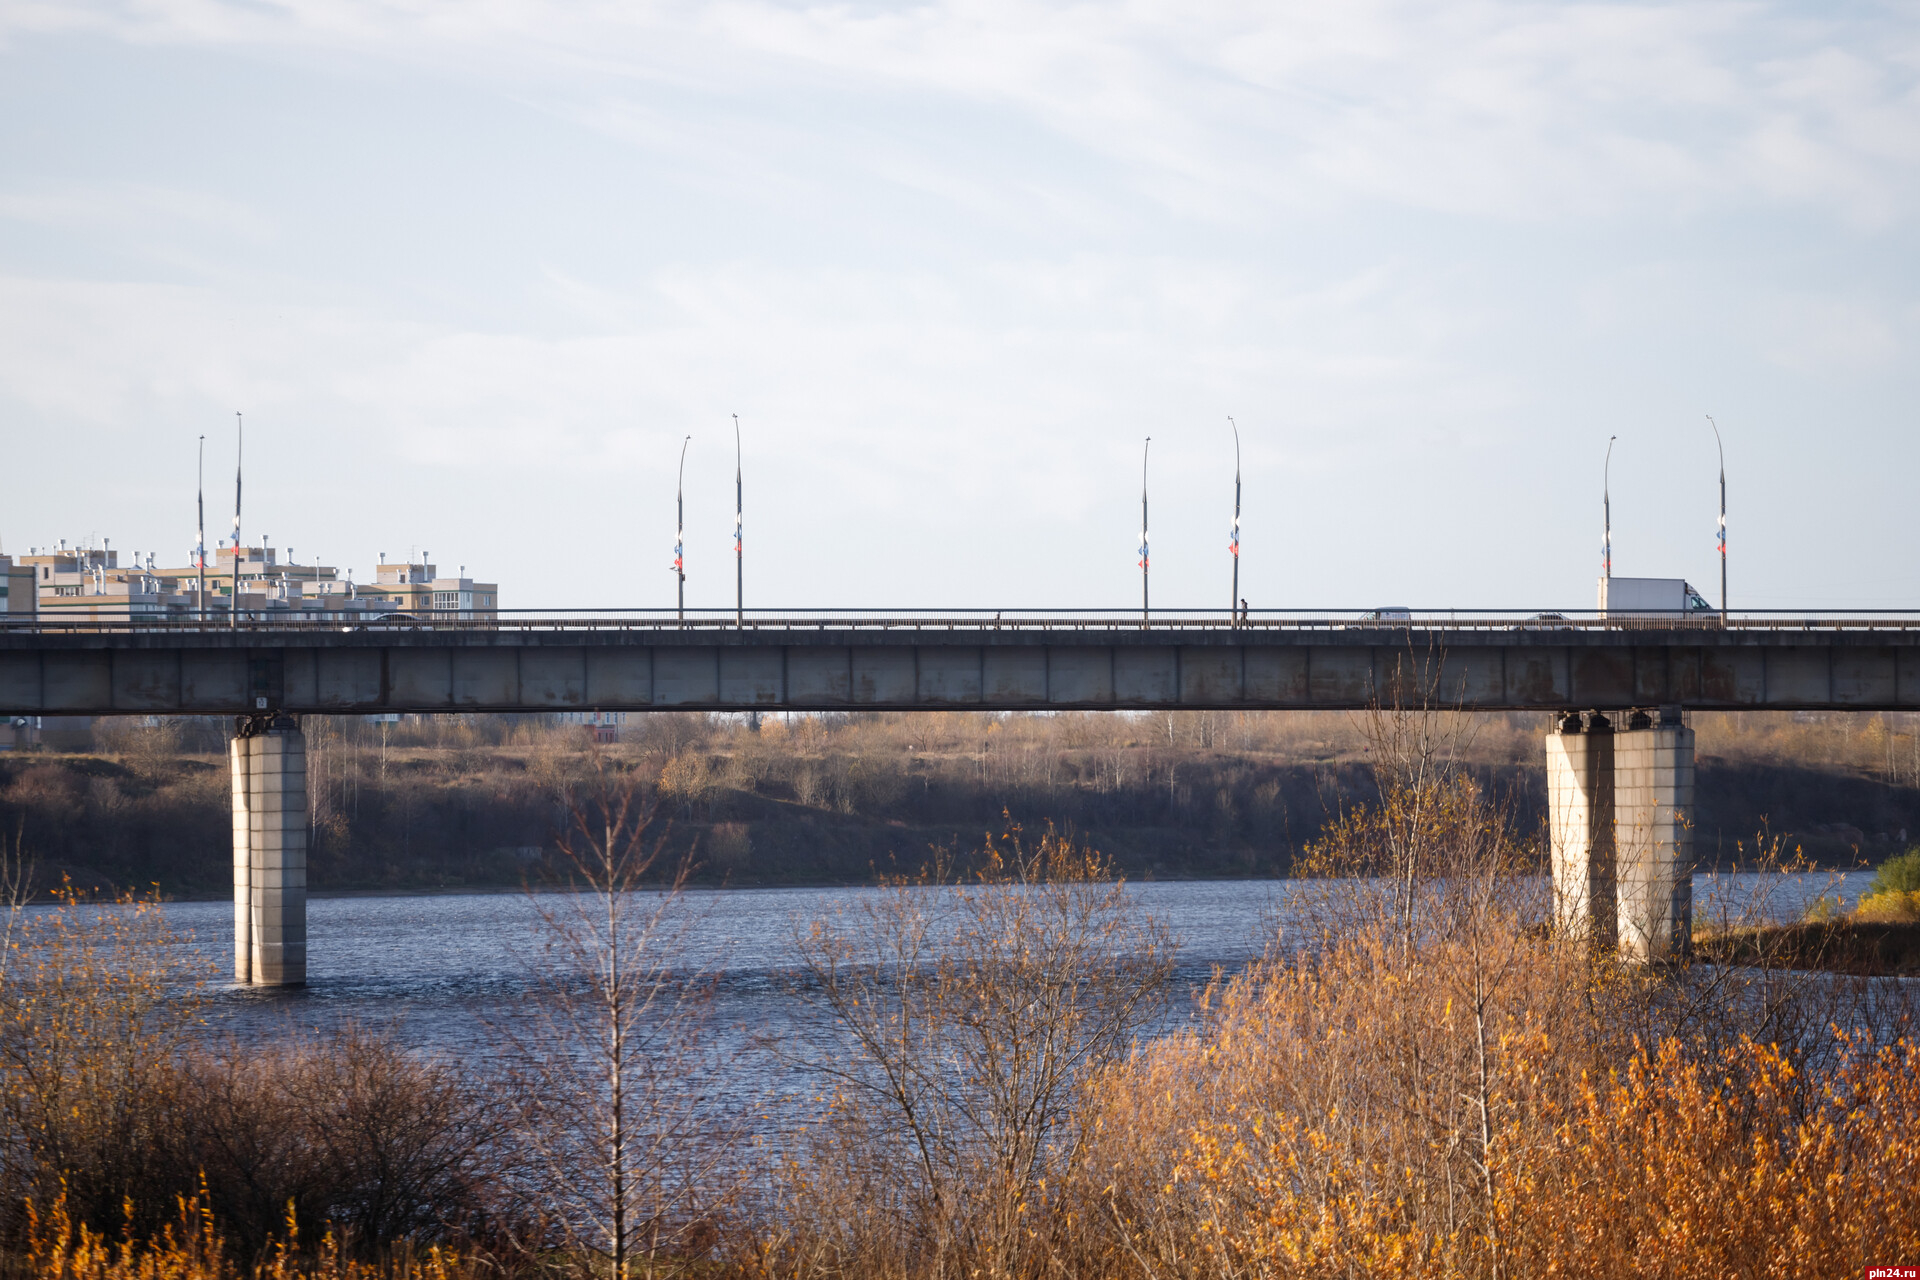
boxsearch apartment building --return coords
[359,553,500,621]
[13,538,498,623]
[15,542,192,622]
[1,554,33,617]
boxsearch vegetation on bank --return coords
[1696,845,1920,974]
[1,702,1917,1279]
[6,709,1920,895]
[1694,917,1920,974]
[1858,844,1920,917]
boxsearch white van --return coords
[1598,577,1713,619]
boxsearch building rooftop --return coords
[9,537,498,622]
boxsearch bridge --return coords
[7,610,1920,716]
[7,608,1914,985]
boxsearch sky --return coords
[0,0,1916,612]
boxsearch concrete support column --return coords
[230,714,307,986]
[1615,711,1695,963]
[1547,711,1614,946]
[230,734,253,983]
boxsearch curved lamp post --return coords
[231,412,243,631]
[196,434,207,625]
[1707,415,1726,625]
[674,435,690,621]
[733,414,743,629]
[1228,417,1241,623]
[1139,437,1151,626]
[1602,434,1616,583]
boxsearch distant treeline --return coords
[2,709,1917,895]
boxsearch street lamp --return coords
[733,414,743,629]
[1139,437,1151,626]
[1707,415,1726,625]
[196,434,207,625]
[1602,434,1616,584]
[1228,417,1241,623]
[673,435,690,622]
[231,412,243,631]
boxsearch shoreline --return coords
[157,871,1294,904]
[128,863,1874,906]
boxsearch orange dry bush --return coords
[1087,938,1920,1279]
[1515,1034,1920,1278]
[1078,698,1920,1280]
[1086,922,1600,1280]
[28,1194,228,1280]
[24,1194,489,1280]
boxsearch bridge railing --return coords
[8,608,1920,636]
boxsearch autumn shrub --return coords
[1854,892,1920,923]
[1508,1032,1920,1277]
[21,1192,497,1280]
[0,891,508,1261]
[741,822,1176,1280]
[1078,837,1920,1277]
[1086,992,1920,1279]
[1068,688,1920,1280]
[1867,846,1920,896]
[156,1028,507,1258]
[1857,847,1920,921]
[1082,784,1592,1278]
[0,890,189,1240]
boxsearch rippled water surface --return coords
[111,870,1876,1064]
[167,881,1284,1056]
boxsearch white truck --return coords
[1598,576,1714,620]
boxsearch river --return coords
[120,869,1873,1059]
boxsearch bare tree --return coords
[769,822,1177,1279]
[0,814,30,987]
[497,761,728,1279]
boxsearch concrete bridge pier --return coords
[1547,708,1694,962]
[229,713,307,986]
[1547,711,1615,947]
[1615,709,1695,962]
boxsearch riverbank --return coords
[1696,919,1920,975]
[5,708,1918,897]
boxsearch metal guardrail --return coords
[8,608,1920,636]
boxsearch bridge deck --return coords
[7,616,1920,714]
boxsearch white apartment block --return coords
[12,537,498,624]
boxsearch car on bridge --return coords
[341,611,429,632]
[1599,577,1715,620]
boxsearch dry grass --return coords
[16,1195,496,1280]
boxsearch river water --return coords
[5,869,1882,1145]
[119,869,1873,1062]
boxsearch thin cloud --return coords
[1,0,1916,607]
[7,0,1917,223]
